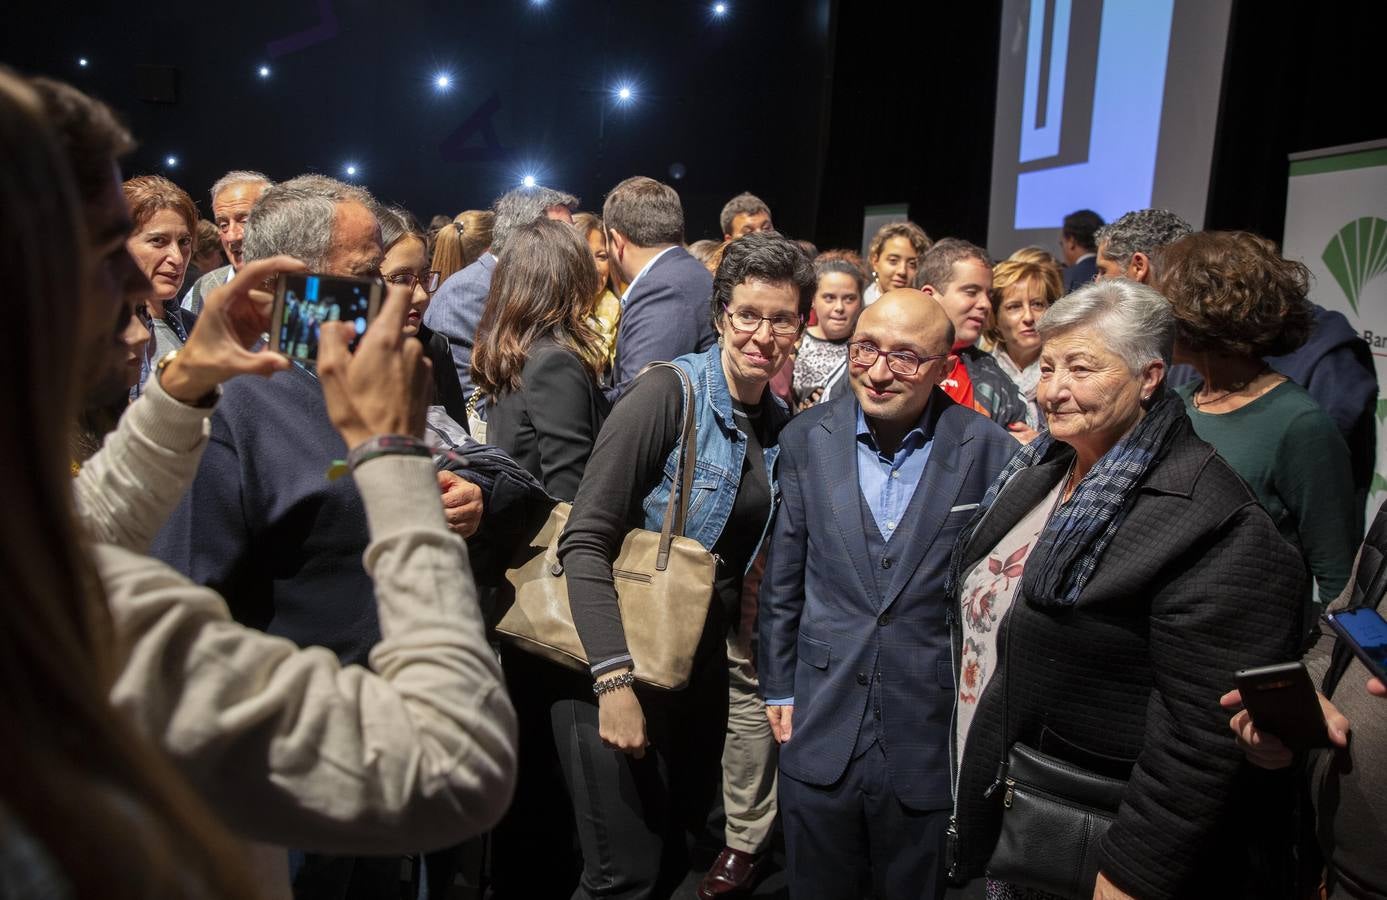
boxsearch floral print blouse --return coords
[955,475,1066,764]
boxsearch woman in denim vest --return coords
[554,232,814,899]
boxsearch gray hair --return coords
[1037,277,1175,372]
[209,169,272,205]
[719,191,771,235]
[242,174,378,270]
[1094,209,1192,268]
[491,184,578,255]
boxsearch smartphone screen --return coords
[1326,607,1387,681]
[271,273,381,362]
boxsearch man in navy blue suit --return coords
[603,175,716,400]
[422,184,577,406]
[1060,208,1104,293]
[759,289,1015,900]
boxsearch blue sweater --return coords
[151,366,381,664]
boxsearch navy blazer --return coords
[608,246,716,401]
[1063,254,1098,293]
[421,252,496,401]
[759,389,1016,810]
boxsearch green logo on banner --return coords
[1323,217,1387,313]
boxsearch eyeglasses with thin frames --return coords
[722,303,803,337]
[848,341,947,376]
[384,271,442,294]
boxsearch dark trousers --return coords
[779,742,949,900]
[552,652,729,900]
[489,649,584,898]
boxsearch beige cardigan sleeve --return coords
[101,454,517,854]
[75,374,215,551]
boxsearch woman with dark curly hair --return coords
[1157,230,1357,608]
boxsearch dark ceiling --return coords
[5,0,1385,252]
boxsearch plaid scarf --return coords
[949,392,1187,608]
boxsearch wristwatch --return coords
[155,349,219,408]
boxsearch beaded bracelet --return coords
[592,671,636,697]
[346,434,432,471]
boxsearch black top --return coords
[486,338,609,502]
[559,366,772,674]
[418,321,469,427]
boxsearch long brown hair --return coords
[471,217,604,395]
[3,71,259,899]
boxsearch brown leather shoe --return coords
[696,847,764,899]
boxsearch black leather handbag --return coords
[986,742,1127,899]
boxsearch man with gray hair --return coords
[720,191,774,241]
[1094,208,1192,285]
[180,169,273,314]
[152,174,406,897]
[423,183,578,407]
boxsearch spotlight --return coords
[434,73,452,90]
[165,155,179,168]
[345,163,359,177]
[78,57,89,67]
[521,174,537,188]
[614,83,635,104]
[258,65,271,78]
[713,2,728,15]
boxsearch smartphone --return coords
[1233,661,1331,750]
[1325,607,1387,683]
[269,272,383,363]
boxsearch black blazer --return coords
[951,417,1307,898]
[486,338,608,502]
[759,389,1016,809]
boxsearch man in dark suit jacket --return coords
[603,176,716,400]
[422,184,577,405]
[1060,208,1104,292]
[759,290,1015,900]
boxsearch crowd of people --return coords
[4,66,1386,900]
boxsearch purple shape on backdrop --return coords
[266,0,340,58]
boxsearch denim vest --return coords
[640,344,788,573]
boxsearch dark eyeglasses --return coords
[384,271,442,294]
[848,341,947,376]
[722,303,803,336]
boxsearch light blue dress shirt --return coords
[854,402,935,538]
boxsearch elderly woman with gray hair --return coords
[947,279,1306,900]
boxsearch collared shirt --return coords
[619,245,678,310]
[855,401,935,537]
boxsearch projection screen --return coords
[987,0,1233,257]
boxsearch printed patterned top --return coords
[955,473,1067,764]
[793,331,850,404]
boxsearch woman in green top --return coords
[1156,231,1357,613]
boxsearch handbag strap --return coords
[640,362,698,571]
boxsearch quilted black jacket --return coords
[951,417,1307,899]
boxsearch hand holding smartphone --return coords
[269,272,383,363]
[1232,661,1332,751]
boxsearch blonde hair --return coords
[986,259,1064,346]
[431,209,495,284]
